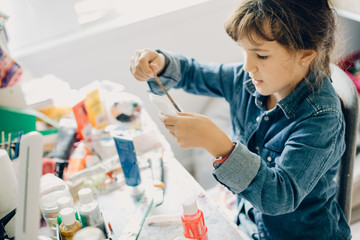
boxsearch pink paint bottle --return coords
[181,197,208,240]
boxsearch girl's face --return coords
[238,32,306,102]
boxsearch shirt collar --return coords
[243,72,323,119]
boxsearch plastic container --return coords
[112,133,141,187]
[59,208,82,240]
[78,188,106,234]
[56,196,80,225]
[181,197,208,240]
[39,174,72,229]
[73,227,105,240]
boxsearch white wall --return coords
[10,0,243,169]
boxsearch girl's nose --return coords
[243,53,257,73]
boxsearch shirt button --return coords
[255,146,259,150]
[258,101,263,105]
[264,116,269,121]
[260,232,265,238]
[256,116,261,122]
[267,156,272,162]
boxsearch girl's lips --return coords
[252,78,263,86]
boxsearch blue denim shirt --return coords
[148,50,351,240]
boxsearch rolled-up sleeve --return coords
[213,143,261,193]
[213,110,345,216]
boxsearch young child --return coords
[130,0,351,239]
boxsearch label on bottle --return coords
[79,204,102,227]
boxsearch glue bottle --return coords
[56,196,80,225]
[78,188,106,235]
[59,208,82,240]
[181,197,208,240]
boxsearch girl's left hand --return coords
[160,112,233,157]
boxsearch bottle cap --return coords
[57,196,72,210]
[73,226,105,240]
[78,188,94,204]
[182,197,198,216]
[60,208,76,225]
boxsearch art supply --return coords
[85,89,108,129]
[73,227,105,240]
[146,214,182,225]
[46,124,77,160]
[56,196,80,225]
[13,131,22,159]
[118,198,154,240]
[90,130,117,160]
[149,154,165,206]
[78,188,106,235]
[73,99,92,140]
[59,208,82,240]
[63,143,90,180]
[39,174,72,229]
[112,133,142,189]
[181,197,208,240]
[152,71,182,112]
[42,157,68,176]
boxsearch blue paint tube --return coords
[112,133,141,187]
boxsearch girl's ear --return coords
[299,49,317,67]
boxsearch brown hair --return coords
[225,0,336,86]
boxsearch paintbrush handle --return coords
[153,73,182,112]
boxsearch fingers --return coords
[130,49,165,82]
[159,113,179,139]
[165,125,176,135]
[130,49,154,81]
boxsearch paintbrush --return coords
[152,71,182,112]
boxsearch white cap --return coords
[57,196,72,210]
[73,227,105,240]
[60,208,76,225]
[182,197,198,216]
[78,188,94,204]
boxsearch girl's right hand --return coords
[130,49,166,82]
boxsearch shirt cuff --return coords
[212,143,261,194]
[213,142,237,168]
[147,50,182,95]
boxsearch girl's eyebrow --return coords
[248,48,269,52]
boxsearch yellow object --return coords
[39,106,72,120]
[85,89,108,129]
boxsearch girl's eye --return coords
[257,54,268,60]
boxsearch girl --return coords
[130,0,351,239]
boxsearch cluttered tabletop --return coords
[1,78,248,240]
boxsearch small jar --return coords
[59,208,82,240]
